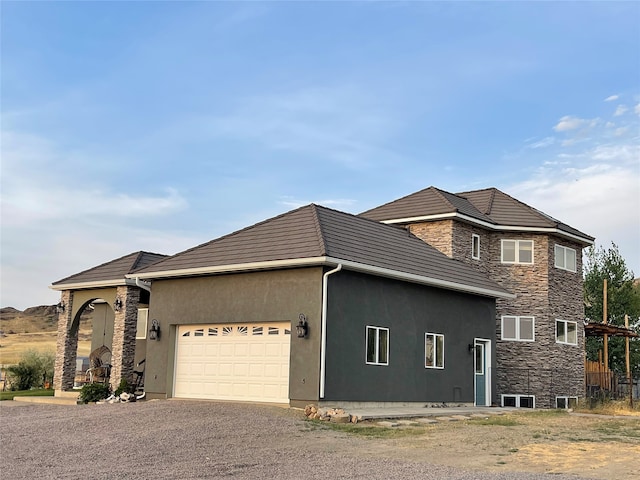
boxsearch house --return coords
[52,187,593,409]
[51,204,512,407]
[360,187,594,408]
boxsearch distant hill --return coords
[0,305,91,334]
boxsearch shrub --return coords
[79,383,111,403]
[114,378,135,396]
[6,349,55,390]
[7,363,39,391]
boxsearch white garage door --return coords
[174,323,291,403]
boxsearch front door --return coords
[474,339,491,406]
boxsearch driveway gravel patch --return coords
[1,400,591,479]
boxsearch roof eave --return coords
[126,255,514,300]
[50,278,135,291]
[381,212,594,246]
[324,257,515,300]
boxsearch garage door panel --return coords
[175,322,290,403]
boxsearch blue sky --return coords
[2,1,639,309]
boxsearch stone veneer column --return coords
[109,285,140,391]
[53,290,77,392]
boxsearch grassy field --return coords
[0,330,92,366]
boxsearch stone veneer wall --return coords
[409,220,454,258]
[109,285,141,391]
[53,290,77,391]
[409,220,586,408]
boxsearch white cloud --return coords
[614,105,628,116]
[509,142,640,277]
[203,86,403,169]
[604,95,619,102]
[635,103,640,115]
[614,127,628,137]
[553,116,588,132]
[526,136,555,149]
[0,129,194,309]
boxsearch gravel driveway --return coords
[2,400,589,480]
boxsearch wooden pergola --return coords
[584,322,639,338]
[584,318,638,405]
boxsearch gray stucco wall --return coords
[144,267,324,404]
[323,270,497,404]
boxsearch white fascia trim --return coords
[322,257,515,299]
[125,257,330,280]
[382,212,594,245]
[126,255,513,299]
[49,279,129,291]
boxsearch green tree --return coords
[584,243,640,376]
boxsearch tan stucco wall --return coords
[144,267,324,404]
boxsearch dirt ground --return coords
[4,400,621,480]
[337,410,640,479]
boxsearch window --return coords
[554,244,577,272]
[501,239,534,264]
[472,234,480,260]
[501,316,535,341]
[366,326,389,365]
[556,319,578,345]
[425,333,444,369]
[556,396,578,409]
[501,394,535,408]
[135,308,148,340]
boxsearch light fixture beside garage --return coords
[149,319,160,340]
[296,314,308,338]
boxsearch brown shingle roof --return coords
[51,251,167,288]
[360,186,593,244]
[360,186,491,224]
[133,204,512,299]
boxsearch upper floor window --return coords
[472,234,480,260]
[502,315,535,341]
[554,245,577,272]
[501,239,533,264]
[556,319,578,345]
[366,326,389,366]
[425,333,444,369]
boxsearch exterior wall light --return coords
[113,297,123,312]
[56,301,65,313]
[296,314,308,338]
[149,319,160,340]
[468,343,475,353]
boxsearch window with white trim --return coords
[501,316,535,341]
[501,239,534,264]
[502,394,535,408]
[556,396,578,409]
[556,319,578,345]
[366,326,389,366]
[135,308,148,339]
[472,234,480,260]
[554,244,577,272]
[425,333,444,369]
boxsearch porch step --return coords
[12,392,80,406]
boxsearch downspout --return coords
[134,277,151,292]
[320,263,342,399]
